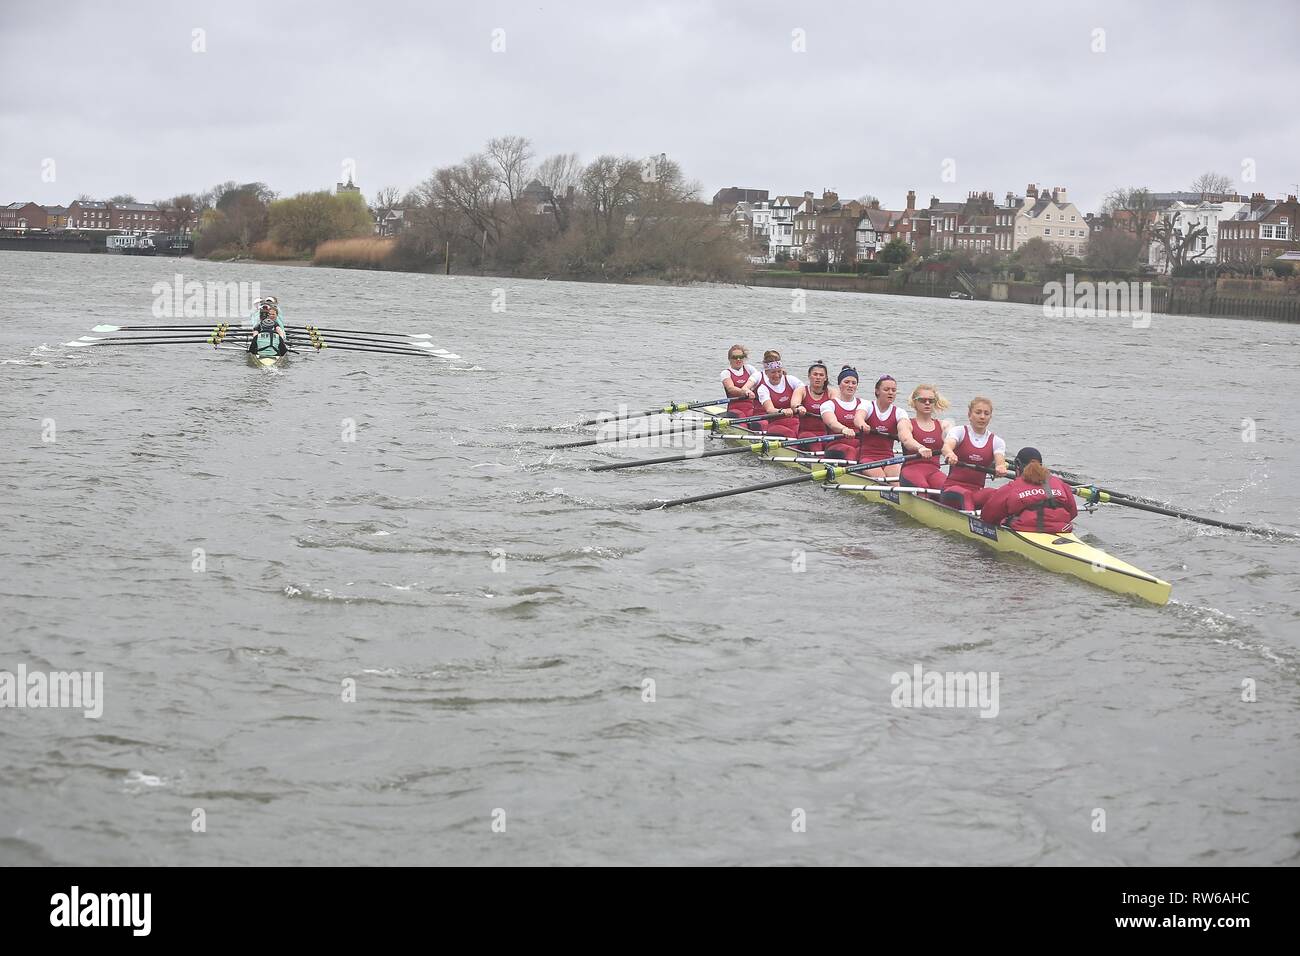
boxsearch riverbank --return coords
[745,270,1300,323]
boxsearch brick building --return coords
[1217,194,1299,264]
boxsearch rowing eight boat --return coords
[691,404,1173,605]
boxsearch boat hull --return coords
[247,353,285,369]
[697,405,1172,605]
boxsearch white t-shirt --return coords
[947,424,1006,456]
[720,364,760,390]
[821,396,862,425]
[757,374,804,406]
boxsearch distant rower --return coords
[721,344,760,425]
[981,447,1078,533]
[755,349,803,438]
[939,396,1007,510]
[821,366,864,460]
[898,384,952,492]
[854,374,908,480]
[791,360,837,452]
[247,300,288,359]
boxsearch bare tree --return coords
[1190,172,1234,197]
[1103,187,1157,255]
[485,135,534,218]
[371,186,401,222]
[579,155,644,238]
[1151,210,1209,273]
[858,194,881,209]
[427,153,504,254]
[535,153,583,233]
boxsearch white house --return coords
[767,196,801,261]
[1149,198,1246,272]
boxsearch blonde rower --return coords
[939,396,1007,510]
[898,384,954,492]
[721,344,761,425]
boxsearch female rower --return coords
[755,350,804,438]
[853,374,909,479]
[721,344,761,425]
[791,360,837,452]
[898,384,953,493]
[820,366,864,460]
[938,396,1007,510]
[980,447,1078,533]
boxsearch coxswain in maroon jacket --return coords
[980,447,1079,533]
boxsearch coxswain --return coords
[820,366,864,460]
[898,384,953,492]
[247,301,289,359]
[721,344,761,425]
[938,396,1007,510]
[980,447,1078,533]
[790,360,837,452]
[853,374,909,480]
[755,350,804,438]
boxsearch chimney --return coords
[1026,184,1038,200]
[1006,191,1016,207]
[905,189,915,212]
[804,190,814,202]
[1251,192,1265,206]
[1288,195,1298,204]
[1054,187,1067,205]
[929,195,939,208]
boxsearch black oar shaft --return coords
[592,433,837,471]
[577,398,728,428]
[646,453,918,509]
[545,413,780,450]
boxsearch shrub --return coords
[313,237,398,269]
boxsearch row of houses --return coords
[0,200,198,234]
[720,184,1089,265]
[717,185,1298,269]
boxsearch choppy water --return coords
[1,250,1297,865]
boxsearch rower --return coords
[247,301,289,359]
[755,350,803,438]
[898,384,953,492]
[820,366,864,460]
[791,360,837,452]
[980,447,1078,533]
[853,374,908,480]
[721,344,760,426]
[938,396,1007,510]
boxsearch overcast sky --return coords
[2,0,1297,214]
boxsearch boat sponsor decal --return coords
[881,489,900,504]
[968,516,999,541]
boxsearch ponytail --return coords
[1021,461,1049,485]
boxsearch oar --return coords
[545,412,781,450]
[64,337,242,347]
[643,453,921,510]
[574,399,730,428]
[592,433,838,471]
[293,329,452,352]
[287,334,453,357]
[91,323,251,333]
[1072,486,1294,537]
[294,325,434,340]
[293,341,447,358]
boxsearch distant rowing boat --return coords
[685,405,1173,604]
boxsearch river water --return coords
[2,250,1297,865]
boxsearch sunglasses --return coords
[729,354,746,360]
[915,396,935,404]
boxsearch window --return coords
[1262,224,1274,239]
[1045,228,1051,235]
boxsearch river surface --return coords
[1,250,1297,865]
